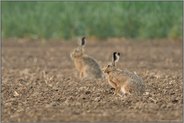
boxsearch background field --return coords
[2,1,183,39]
[2,39,182,122]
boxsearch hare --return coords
[70,37,103,79]
[103,52,145,97]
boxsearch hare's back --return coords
[122,69,145,94]
[83,56,102,77]
[121,69,144,84]
[83,56,100,67]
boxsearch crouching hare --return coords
[103,52,145,97]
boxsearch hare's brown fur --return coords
[103,52,145,96]
[70,37,103,79]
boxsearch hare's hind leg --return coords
[116,86,123,97]
[114,84,123,97]
[122,84,132,96]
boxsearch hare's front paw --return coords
[117,93,123,97]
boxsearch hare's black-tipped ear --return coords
[117,52,120,57]
[112,52,117,66]
[81,37,86,46]
[112,52,120,66]
[112,52,117,62]
[115,52,120,62]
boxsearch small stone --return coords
[172,99,178,103]
[144,92,149,95]
[94,97,101,102]
[85,91,91,95]
[13,91,19,97]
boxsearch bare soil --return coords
[2,38,183,122]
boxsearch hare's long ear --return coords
[81,37,86,47]
[115,52,120,62]
[77,37,86,47]
[112,52,117,66]
[112,52,120,66]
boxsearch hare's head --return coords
[71,37,86,59]
[103,52,120,74]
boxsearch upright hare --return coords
[70,37,103,79]
[103,52,145,96]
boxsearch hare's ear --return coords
[112,52,120,66]
[81,37,86,47]
[77,37,86,47]
[115,52,120,62]
[112,52,117,66]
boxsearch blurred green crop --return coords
[2,1,183,40]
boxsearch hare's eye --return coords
[107,65,111,67]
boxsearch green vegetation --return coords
[2,1,183,39]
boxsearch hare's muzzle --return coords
[102,67,107,73]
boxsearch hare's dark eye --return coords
[107,65,111,67]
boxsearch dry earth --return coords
[2,38,183,122]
